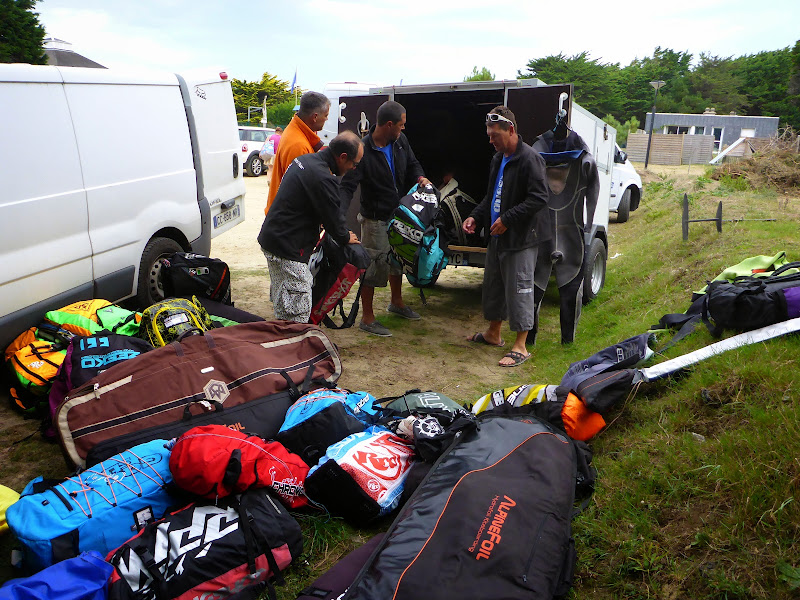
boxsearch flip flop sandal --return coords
[469,332,505,347]
[499,351,531,367]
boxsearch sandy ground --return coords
[210,173,527,401]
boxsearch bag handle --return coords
[321,278,365,330]
[182,400,224,420]
[233,496,282,600]
[132,547,170,600]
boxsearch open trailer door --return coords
[506,84,573,145]
[337,94,389,233]
[338,94,390,138]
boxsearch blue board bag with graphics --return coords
[7,440,176,574]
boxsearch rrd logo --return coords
[203,379,230,403]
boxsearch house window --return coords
[740,128,756,138]
[712,127,724,151]
[667,125,690,134]
[693,126,705,135]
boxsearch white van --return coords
[0,64,246,349]
[609,143,643,223]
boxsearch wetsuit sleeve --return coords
[582,154,600,232]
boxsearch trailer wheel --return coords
[136,237,183,308]
[583,238,607,304]
[615,188,631,223]
[245,154,263,177]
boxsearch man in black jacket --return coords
[257,131,363,322]
[463,106,549,367]
[340,101,431,337]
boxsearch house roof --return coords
[44,48,106,68]
[43,38,105,69]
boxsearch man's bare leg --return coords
[389,274,405,308]
[361,285,376,324]
[499,331,531,366]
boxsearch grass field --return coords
[0,162,798,598]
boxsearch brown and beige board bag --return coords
[54,320,342,468]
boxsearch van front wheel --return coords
[583,238,607,304]
[136,237,183,308]
[615,188,631,223]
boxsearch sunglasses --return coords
[486,113,514,125]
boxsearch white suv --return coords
[238,126,275,176]
[610,144,642,223]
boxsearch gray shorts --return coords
[482,238,537,332]
[262,250,313,322]
[358,214,401,288]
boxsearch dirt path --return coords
[210,175,545,403]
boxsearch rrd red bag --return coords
[308,233,371,328]
[169,425,309,509]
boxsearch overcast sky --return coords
[36,0,798,94]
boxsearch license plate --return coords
[213,205,240,228]
[450,252,464,266]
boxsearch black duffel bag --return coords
[162,252,232,305]
[704,262,800,336]
[107,488,303,600]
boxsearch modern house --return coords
[644,108,779,152]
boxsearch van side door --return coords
[60,69,200,301]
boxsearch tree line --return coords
[517,44,800,136]
[4,2,797,134]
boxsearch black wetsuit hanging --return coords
[529,129,599,345]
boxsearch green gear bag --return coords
[43,299,110,337]
[95,304,142,336]
[139,295,213,347]
[694,251,797,295]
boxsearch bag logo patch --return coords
[391,221,424,243]
[203,379,230,404]
[189,267,210,276]
[469,495,517,560]
[352,434,410,482]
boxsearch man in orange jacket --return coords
[265,91,331,214]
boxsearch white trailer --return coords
[336,78,616,302]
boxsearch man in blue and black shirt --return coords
[340,101,431,337]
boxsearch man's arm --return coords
[338,160,364,215]
[499,152,548,227]
[317,177,353,247]
[402,137,427,190]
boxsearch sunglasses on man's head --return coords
[486,113,514,125]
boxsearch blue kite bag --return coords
[0,551,113,600]
[7,439,175,574]
[276,388,382,467]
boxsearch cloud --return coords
[40,7,200,71]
